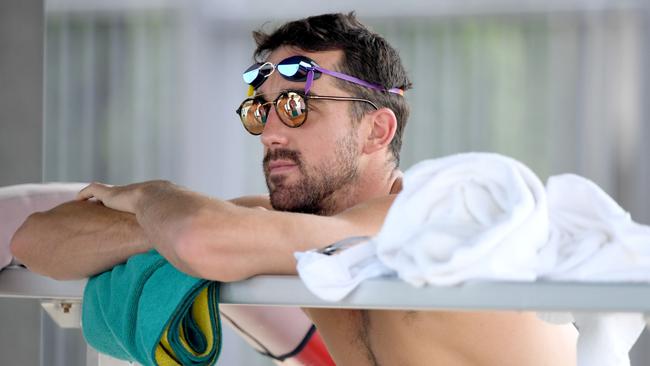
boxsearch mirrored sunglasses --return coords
[236,91,378,135]
[243,55,321,89]
[241,55,404,96]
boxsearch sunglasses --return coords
[241,55,404,96]
[243,55,321,89]
[236,55,403,135]
[236,91,379,135]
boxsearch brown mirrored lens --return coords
[277,92,307,127]
[239,99,264,135]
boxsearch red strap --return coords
[291,329,336,366]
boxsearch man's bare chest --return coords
[304,308,424,366]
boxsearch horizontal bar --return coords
[2,267,650,312]
[0,266,85,301]
[220,275,650,312]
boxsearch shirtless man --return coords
[11,13,576,366]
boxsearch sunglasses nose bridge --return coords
[259,100,292,142]
[260,62,276,78]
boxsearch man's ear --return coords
[363,108,397,155]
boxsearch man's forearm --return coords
[67,179,391,282]
[130,182,394,282]
[10,200,151,280]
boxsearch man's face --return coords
[257,47,363,215]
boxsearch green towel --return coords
[82,250,222,365]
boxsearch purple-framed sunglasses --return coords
[236,55,404,135]
[242,55,404,95]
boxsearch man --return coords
[11,13,576,366]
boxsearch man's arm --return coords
[10,191,272,280]
[10,200,150,280]
[77,181,396,282]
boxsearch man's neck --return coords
[321,168,402,216]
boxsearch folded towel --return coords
[295,237,394,301]
[375,152,548,286]
[538,174,650,280]
[82,250,221,365]
[0,182,86,269]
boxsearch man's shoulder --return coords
[228,195,272,210]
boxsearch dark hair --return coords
[253,12,412,167]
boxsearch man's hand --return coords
[11,184,272,281]
[77,180,173,214]
[76,180,193,276]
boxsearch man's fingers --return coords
[76,182,109,201]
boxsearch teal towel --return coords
[82,250,222,365]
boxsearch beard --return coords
[263,131,359,216]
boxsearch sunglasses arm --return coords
[305,70,316,95]
[312,66,404,95]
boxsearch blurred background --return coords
[1,0,649,364]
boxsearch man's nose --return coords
[260,105,290,147]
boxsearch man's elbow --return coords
[174,223,250,283]
[10,213,71,280]
[10,212,41,266]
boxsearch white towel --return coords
[294,156,649,366]
[375,152,548,286]
[573,312,646,366]
[538,174,650,280]
[536,174,650,366]
[0,182,86,269]
[537,311,645,366]
[295,237,394,302]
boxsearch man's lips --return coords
[267,160,298,174]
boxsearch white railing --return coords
[3,265,650,319]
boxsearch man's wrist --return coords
[134,180,173,218]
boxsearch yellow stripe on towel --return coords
[155,328,181,366]
[154,287,214,364]
[190,287,215,356]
